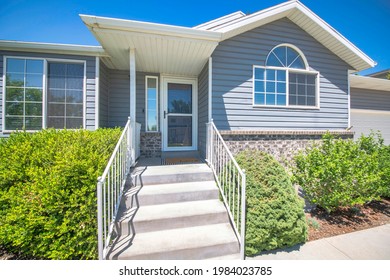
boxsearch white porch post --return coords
[129,48,136,162]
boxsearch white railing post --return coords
[240,170,246,260]
[209,119,214,166]
[127,117,131,168]
[97,177,104,260]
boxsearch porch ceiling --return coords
[80,15,221,76]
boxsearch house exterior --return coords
[1,0,383,160]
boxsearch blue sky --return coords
[0,0,389,75]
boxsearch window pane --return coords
[167,116,192,147]
[307,85,316,97]
[255,81,264,92]
[254,68,265,80]
[272,47,287,66]
[168,83,192,114]
[26,74,43,87]
[26,60,43,74]
[254,93,265,105]
[289,95,297,106]
[289,83,297,95]
[66,118,83,129]
[48,89,65,102]
[276,94,286,105]
[6,88,24,101]
[307,97,316,106]
[25,117,42,130]
[66,90,83,103]
[67,64,84,77]
[5,102,23,115]
[266,52,284,67]
[5,116,23,130]
[147,88,157,101]
[66,77,83,90]
[289,57,306,69]
[7,58,25,73]
[307,75,316,85]
[266,69,276,81]
[66,104,83,117]
[277,70,286,81]
[266,81,275,93]
[48,104,65,116]
[47,117,64,129]
[6,73,24,87]
[298,84,306,95]
[148,78,157,89]
[297,74,306,84]
[49,63,66,76]
[266,94,276,105]
[48,76,66,89]
[298,96,306,105]
[147,110,157,131]
[25,103,42,116]
[289,73,297,83]
[25,88,43,102]
[277,82,286,93]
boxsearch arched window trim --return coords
[265,44,309,70]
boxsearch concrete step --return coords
[117,200,229,235]
[131,163,214,186]
[109,223,239,260]
[121,181,219,207]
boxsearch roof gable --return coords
[194,0,375,71]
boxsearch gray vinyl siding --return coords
[99,60,110,127]
[0,50,97,133]
[108,69,130,127]
[351,87,390,111]
[107,69,158,130]
[198,61,209,157]
[211,18,350,130]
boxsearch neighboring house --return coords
[350,75,390,144]
[0,0,382,160]
[368,69,390,79]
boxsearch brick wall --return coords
[219,130,354,165]
[140,132,161,157]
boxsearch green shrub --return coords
[235,150,307,256]
[0,128,121,259]
[379,145,390,198]
[292,133,384,213]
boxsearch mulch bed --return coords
[306,198,390,241]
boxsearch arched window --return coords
[253,44,319,107]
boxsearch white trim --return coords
[2,55,87,132]
[145,75,159,132]
[80,14,222,42]
[208,57,212,122]
[194,11,246,30]
[129,49,136,122]
[351,108,390,115]
[95,57,100,129]
[252,64,320,109]
[347,70,351,128]
[1,57,5,133]
[266,43,309,70]
[161,76,198,151]
[0,40,106,57]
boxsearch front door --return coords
[162,77,197,151]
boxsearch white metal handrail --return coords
[97,117,140,260]
[206,120,246,259]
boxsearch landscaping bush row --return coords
[292,132,390,212]
[0,128,121,259]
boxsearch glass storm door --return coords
[162,78,197,151]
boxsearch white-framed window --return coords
[3,56,85,131]
[145,76,158,132]
[253,44,319,108]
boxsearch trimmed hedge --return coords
[235,150,307,256]
[292,132,388,212]
[0,128,121,259]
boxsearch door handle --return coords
[164,110,167,119]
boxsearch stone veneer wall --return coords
[140,132,161,157]
[220,130,354,165]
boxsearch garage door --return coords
[351,109,390,145]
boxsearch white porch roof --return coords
[350,75,390,92]
[80,15,221,76]
[80,0,375,74]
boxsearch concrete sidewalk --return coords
[250,224,390,260]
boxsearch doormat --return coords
[162,157,202,165]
